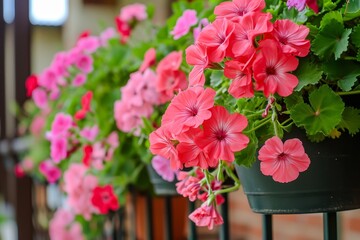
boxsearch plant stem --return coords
[214,182,240,195]
[280,118,292,127]
[337,90,360,96]
[271,107,279,137]
[213,163,241,195]
[245,117,271,133]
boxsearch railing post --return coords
[324,212,338,240]
[164,196,173,240]
[262,214,273,240]
[220,193,229,240]
[188,200,197,240]
[146,194,153,240]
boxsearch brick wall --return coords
[228,189,360,240]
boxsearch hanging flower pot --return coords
[146,163,178,196]
[235,128,360,214]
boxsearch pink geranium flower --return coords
[63,164,99,220]
[51,113,73,136]
[171,9,198,40]
[214,0,265,21]
[39,160,61,183]
[151,155,178,182]
[177,128,217,169]
[80,125,99,142]
[119,3,147,22]
[197,106,249,162]
[162,87,216,134]
[38,68,58,90]
[269,19,310,57]
[139,48,156,72]
[186,43,209,86]
[99,27,116,46]
[156,51,187,102]
[189,203,224,230]
[193,18,209,41]
[197,18,235,63]
[230,12,273,58]
[258,136,311,183]
[149,126,181,170]
[224,59,254,98]
[50,137,68,163]
[72,73,87,87]
[32,88,48,110]
[253,39,299,97]
[75,54,93,74]
[76,36,100,54]
[49,208,84,240]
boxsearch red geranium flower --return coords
[91,185,119,214]
[25,74,39,97]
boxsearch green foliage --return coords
[210,70,224,88]
[323,60,360,91]
[291,85,345,135]
[235,131,258,167]
[344,0,360,21]
[294,58,323,91]
[351,24,360,48]
[338,107,360,135]
[312,20,352,60]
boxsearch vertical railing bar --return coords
[0,0,5,140]
[262,214,273,240]
[188,200,197,240]
[219,193,229,240]
[130,189,137,240]
[119,207,126,240]
[164,196,172,240]
[146,194,153,240]
[324,212,338,240]
[14,1,33,239]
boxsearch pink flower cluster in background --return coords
[63,164,99,220]
[115,3,147,43]
[114,48,187,135]
[171,10,198,40]
[30,29,116,113]
[49,208,84,240]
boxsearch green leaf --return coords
[210,70,224,88]
[294,59,323,91]
[235,132,258,167]
[344,0,360,21]
[320,11,343,27]
[282,6,308,24]
[322,0,338,11]
[284,91,304,109]
[338,107,360,135]
[290,85,345,135]
[323,60,360,91]
[307,132,326,142]
[351,24,360,48]
[312,20,352,60]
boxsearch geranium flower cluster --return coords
[62,163,119,221]
[115,3,147,43]
[114,49,188,135]
[149,0,314,229]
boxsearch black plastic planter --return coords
[146,165,178,196]
[235,130,360,214]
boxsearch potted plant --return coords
[149,0,360,229]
